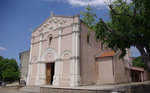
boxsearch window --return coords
[49,37,53,46]
[87,36,89,44]
[101,42,105,50]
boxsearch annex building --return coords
[22,12,146,87]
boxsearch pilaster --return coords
[53,28,62,86]
[70,22,81,87]
[37,62,46,85]
[36,34,43,85]
[27,37,33,85]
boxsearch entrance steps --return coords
[18,85,40,93]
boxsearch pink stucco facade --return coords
[26,14,132,87]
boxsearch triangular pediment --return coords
[32,15,79,36]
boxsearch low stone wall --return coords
[40,87,113,93]
[40,82,150,93]
[2,85,24,90]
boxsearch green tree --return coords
[0,56,4,80]
[81,0,150,71]
[132,56,147,69]
[0,56,19,82]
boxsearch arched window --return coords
[49,36,53,46]
[47,34,53,46]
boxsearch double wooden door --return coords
[46,63,55,84]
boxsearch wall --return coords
[20,50,30,84]
[80,21,101,85]
[95,57,114,84]
[113,52,131,83]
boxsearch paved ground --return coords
[0,87,31,93]
[42,81,150,90]
[1,81,150,93]
[19,86,40,93]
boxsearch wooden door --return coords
[46,63,51,84]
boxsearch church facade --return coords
[26,13,132,87]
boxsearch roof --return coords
[131,66,144,72]
[95,51,115,58]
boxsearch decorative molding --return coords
[32,15,79,33]
[47,34,54,39]
[31,24,80,39]
[31,39,47,44]
[61,50,72,59]
[35,17,67,34]
[31,31,76,43]
[37,56,79,63]
[31,56,38,63]
[41,47,57,61]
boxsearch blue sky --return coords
[0,0,140,64]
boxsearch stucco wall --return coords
[59,60,71,86]
[95,57,114,84]
[113,52,131,83]
[80,21,101,85]
[31,43,39,59]
[61,34,72,54]
[20,50,30,82]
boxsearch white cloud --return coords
[41,0,132,9]
[0,46,7,51]
[67,0,106,7]
[42,0,107,9]
[41,0,63,2]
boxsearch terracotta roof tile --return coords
[97,51,115,58]
[131,66,144,72]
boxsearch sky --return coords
[0,0,140,65]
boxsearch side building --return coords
[19,50,30,85]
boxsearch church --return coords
[26,12,132,87]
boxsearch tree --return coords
[81,0,150,71]
[2,68,19,82]
[0,56,20,82]
[132,56,147,70]
[0,56,3,80]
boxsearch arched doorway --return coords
[41,48,57,85]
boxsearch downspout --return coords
[79,17,82,86]
[112,56,115,84]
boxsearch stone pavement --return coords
[0,87,30,93]
[2,81,150,93]
[41,81,150,93]
[42,81,150,90]
[19,85,40,93]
